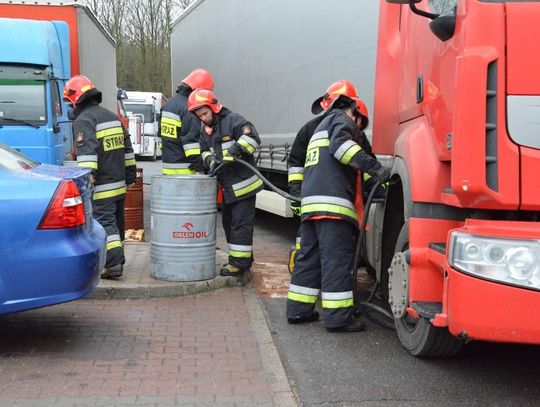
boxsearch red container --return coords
[125,168,144,230]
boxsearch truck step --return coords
[428,242,446,254]
[125,229,145,242]
[412,302,442,319]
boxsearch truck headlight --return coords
[449,232,540,290]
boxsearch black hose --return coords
[351,180,396,331]
[358,302,396,331]
[210,159,301,202]
[351,180,381,293]
[211,158,395,330]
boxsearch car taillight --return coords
[38,180,86,229]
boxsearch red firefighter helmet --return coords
[351,97,369,130]
[63,75,95,105]
[311,79,358,114]
[188,89,223,114]
[182,68,215,91]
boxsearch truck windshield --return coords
[0,79,47,125]
[125,103,154,123]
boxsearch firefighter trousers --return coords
[222,196,256,270]
[93,197,126,269]
[286,219,357,328]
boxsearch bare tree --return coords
[81,0,195,96]
[173,0,194,9]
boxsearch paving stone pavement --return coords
[0,288,296,407]
[88,244,250,300]
[0,180,332,406]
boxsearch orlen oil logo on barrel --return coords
[172,222,208,239]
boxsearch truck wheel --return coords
[391,223,463,357]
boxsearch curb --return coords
[86,274,252,300]
[86,243,251,300]
[243,289,298,406]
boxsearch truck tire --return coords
[392,223,464,357]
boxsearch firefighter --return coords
[187,89,263,276]
[160,68,214,175]
[63,75,137,279]
[286,93,391,332]
[287,80,361,271]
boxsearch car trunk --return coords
[30,164,94,233]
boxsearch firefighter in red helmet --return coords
[188,89,263,276]
[64,75,136,279]
[289,80,360,217]
[286,92,390,332]
[160,68,215,175]
[287,81,379,272]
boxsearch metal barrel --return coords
[125,168,144,230]
[150,175,217,281]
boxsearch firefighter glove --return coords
[126,174,136,186]
[374,167,391,183]
[227,142,243,158]
[125,168,136,186]
[189,157,204,173]
[205,155,220,174]
[290,200,301,216]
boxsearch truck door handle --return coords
[417,74,424,104]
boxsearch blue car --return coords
[0,143,106,315]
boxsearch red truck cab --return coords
[368,0,540,356]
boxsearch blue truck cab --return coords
[0,17,73,165]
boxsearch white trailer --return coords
[124,91,168,160]
[170,0,379,216]
[127,114,144,155]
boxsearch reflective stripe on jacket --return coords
[287,115,325,198]
[74,103,135,201]
[300,109,381,225]
[199,108,263,204]
[160,89,202,175]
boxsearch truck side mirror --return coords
[388,0,439,20]
[53,124,61,133]
[429,13,456,42]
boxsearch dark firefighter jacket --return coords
[288,114,377,199]
[159,87,202,174]
[73,91,136,201]
[287,115,325,199]
[300,109,382,226]
[200,108,263,204]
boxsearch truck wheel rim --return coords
[388,252,409,319]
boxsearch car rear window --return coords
[0,143,38,172]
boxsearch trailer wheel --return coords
[152,142,157,161]
[391,224,463,357]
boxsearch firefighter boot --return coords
[287,311,320,324]
[101,264,123,280]
[326,319,367,333]
[220,264,247,277]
